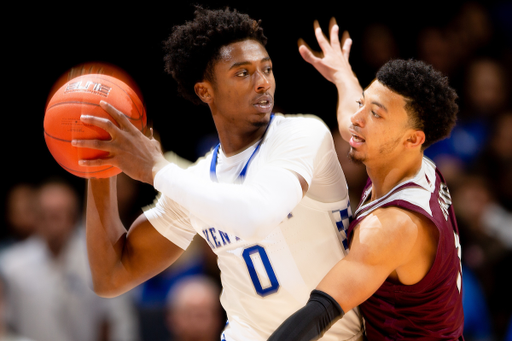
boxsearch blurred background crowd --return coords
[2,1,512,340]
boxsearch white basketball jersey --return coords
[146,114,363,340]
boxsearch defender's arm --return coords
[268,207,438,340]
[298,18,362,142]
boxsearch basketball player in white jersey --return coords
[73,7,363,341]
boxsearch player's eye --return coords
[236,70,248,77]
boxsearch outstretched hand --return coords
[299,17,363,142]
[72,101,169,185]
[298,18,354,84]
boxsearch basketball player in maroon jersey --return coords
[268,20,464,340]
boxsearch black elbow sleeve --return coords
[267,289,344,341]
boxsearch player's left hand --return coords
[72,101,169,185]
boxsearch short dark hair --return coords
[376,59,458,149]
[163,6,267,105]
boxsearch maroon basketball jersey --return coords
[347,157,464,340]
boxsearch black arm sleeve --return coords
[267,289,344,341]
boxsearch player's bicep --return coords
[94,213,184,298]
[316,229,394,313]
[114,214,184,292]
[317,209,416,312]
[107,194,196,296]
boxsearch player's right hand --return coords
[298,18,354,85]
[73,101,169,185]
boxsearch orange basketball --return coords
[44,74,146,178]
[46,61,143,109]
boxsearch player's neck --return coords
[366,152,424,201]
[214,120,269,157]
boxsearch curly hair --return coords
[163,6,267,105]
[376,59,458,149]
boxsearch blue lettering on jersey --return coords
[202,227,241,250]
[202,229,215,249]
[209,227,222,248]
[219,230,231,244]
[242,245,280,296]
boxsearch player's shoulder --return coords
[370,206,437,245]
[270,113,333,143]
[376,205,430,226]
[354,206,432,261]
[273,113,330,131]
[364,206,417,233]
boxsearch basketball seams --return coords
[44,132,119,177]
[57,159,117,176]
[47,100,144,126]
[47,101,101,110]
[44,130,73,143]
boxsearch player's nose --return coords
[254,70,272,93]
[350,107,365,127]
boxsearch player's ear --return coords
[405,130,425,149]
[194,82,213,104]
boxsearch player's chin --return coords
[348,148,366,165]
[250,112,272,127]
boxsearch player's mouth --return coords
[349,128,365,148]
[253,94,273,113]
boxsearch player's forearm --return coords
[153,163,302,241]
[86,177,130,297]
[268,290,344,341]
[334,74,362,142]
